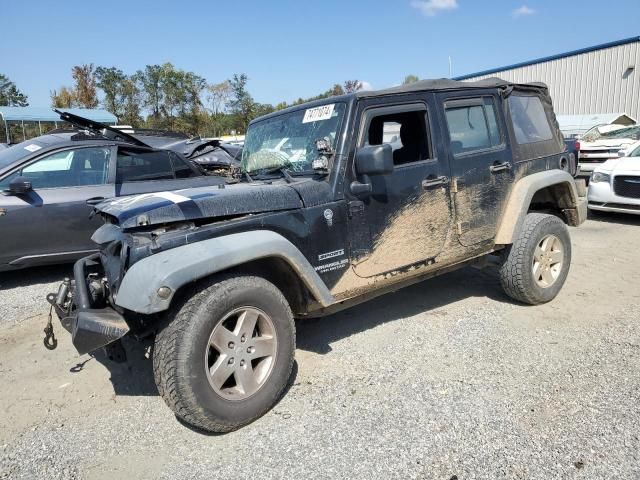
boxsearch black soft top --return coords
[253,77,551,125]
[355,77,549,98]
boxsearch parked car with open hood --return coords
[578,124,640,177]
[588,140,640,215]
[0,111,225,271]
[116,127,242,175]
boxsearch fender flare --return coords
[115,230,335,314]
[495,170,586,245]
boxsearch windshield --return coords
[582,125,640,142]
[241,102,345,174]
[0,139,47,171]
[601,125,640,140]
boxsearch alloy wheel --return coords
[205,307,278,400]
[532,234,564,288]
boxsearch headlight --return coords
[591,172,611,183]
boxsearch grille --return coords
[579,149,620,162]
[614,176,640,199]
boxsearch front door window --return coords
[18,147,110,189]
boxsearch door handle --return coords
[86,197,105,206]
[489,162,511,173]
[422,176,449,189]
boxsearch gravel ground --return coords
[1,213,639,480]
[0,265,68,327]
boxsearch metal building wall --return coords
[461,40,640,121]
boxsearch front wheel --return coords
[153,275,295,432]
[499,213,572,305]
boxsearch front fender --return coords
[115,230,335,314]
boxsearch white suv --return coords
[588,141,640,215]
[579,125,640,177]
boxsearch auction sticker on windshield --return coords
[303,104,335,123]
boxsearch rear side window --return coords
[170,153,198,178]
[508,95,553,145]
[445,98,501,155]
[116,150,174,183]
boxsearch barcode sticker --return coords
[302,104,335,123]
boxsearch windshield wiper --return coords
[255,166,294,183]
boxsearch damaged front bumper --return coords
[47,254,130,355]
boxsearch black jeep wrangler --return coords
[48,78,587,432]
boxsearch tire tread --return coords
[499,213,570,305]
[153,275,295,432]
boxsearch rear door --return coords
[438,92,512,247]
[114,148,218,196]
[0,146,114,268]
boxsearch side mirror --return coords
[618,150,628,157]
[7,176,32,195]
[355,144,394,176]
[351,144,394,196]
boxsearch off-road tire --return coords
[153,275,295,432]
[499,213,571,305]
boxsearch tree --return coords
[137,64,164,120]
[329,84,345,96]
[0,74,28,106]
[120,77,143,127]
[206,81,233,136]
[50,86,75,108]
[95,66,127,118]
[207,81,232,116]
[343,80,362,93]
[403,74,420,85]
[71,64,98,108]
[228,73,255,133]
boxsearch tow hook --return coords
[43,305,58,350]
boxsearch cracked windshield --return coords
[241,102,345,174]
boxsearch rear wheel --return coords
[499,213,572,305]
[153,275,295,432]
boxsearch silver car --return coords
[0,113,225,271]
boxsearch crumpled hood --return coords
[581,139,636,149]
[96,182,302,229]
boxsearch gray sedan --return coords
[0,129,225,272]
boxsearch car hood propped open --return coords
[96,182,303,229]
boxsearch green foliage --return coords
[95,67,127,118]
[0,74,29,106]
[53,62,366,136]
[403,74,420,85]
[228,74,255,133]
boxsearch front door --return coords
[438,93,513,246]
[0,146,114,268]
[350,98,453,278]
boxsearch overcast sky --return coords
[2,0,639,107]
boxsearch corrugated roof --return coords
[0,107,116,123]
[454,36,640,81]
